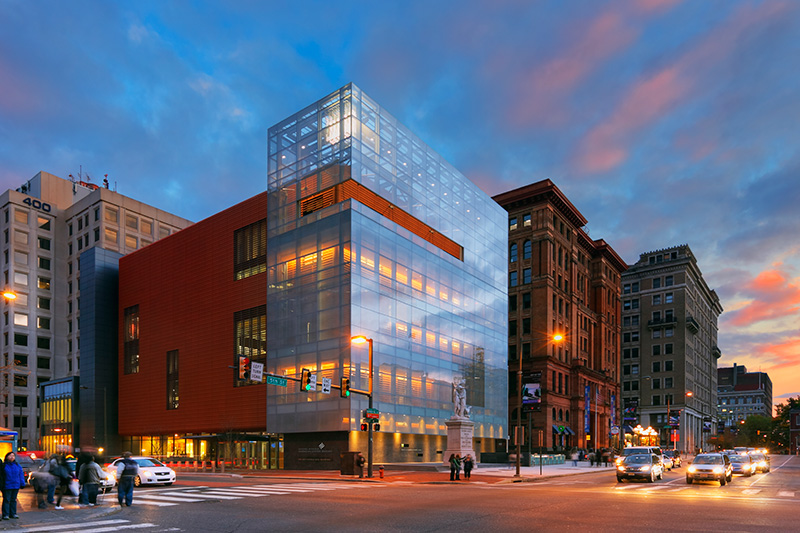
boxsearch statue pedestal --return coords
[443,418,476,467]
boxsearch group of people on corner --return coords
[448,453,474,481]
[570,448,614,467]
[0,450,141,520]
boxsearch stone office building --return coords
[621,244,723,453]
[717,363,772,427]
[494,180,626,452]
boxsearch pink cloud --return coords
[508,10,638,128]
[576,67,687,172]
[573,1,796,174]
[0,58,41,115]
[724,269,800,327]
[634,0,683,13]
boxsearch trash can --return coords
[340,451,360,475]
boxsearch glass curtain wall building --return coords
[266,84,507,465]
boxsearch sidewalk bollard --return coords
[379,466,384,479]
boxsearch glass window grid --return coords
[266,84,507,439]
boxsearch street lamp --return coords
[515,333,563,478]
[80,385,107,454]
[350,335,374,478]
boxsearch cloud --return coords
[572,0,798,174]
[724,268,800,327]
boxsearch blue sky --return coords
[1,0,798,405]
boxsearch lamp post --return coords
[80,385,107,454]
[351,335,373,478]
[516,333,563,478]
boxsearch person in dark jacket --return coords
[75,451,92,505]
[462,454,474,480]
[116,452,140,507]
[53,454,73,510]
[0,452,26,519]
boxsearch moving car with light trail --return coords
[616,453,664,483]
[686,453,732,485]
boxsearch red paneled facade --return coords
[118,193,269,462]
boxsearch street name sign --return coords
[266,375,288,387]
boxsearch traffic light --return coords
[360,423,368,431]
[238,356,250,380]
[301,368,311,391]
[340,377,351,398]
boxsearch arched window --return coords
[559,409,563,421]
[565,411,570,422]
[510,243,518,263]
[523,240,532,260]
[552,407,557,421]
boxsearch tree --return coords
[771,397,800,452]
[740,415,772,447]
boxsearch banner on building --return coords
[667,410,680,427]
[611,395,616,426]
[703,421,712,433]
[584,385,590,433]
[522,382,541,412]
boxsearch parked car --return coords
[749,452,770,473]
[664,450,682,468]
[686,453,732,485]
[729,454,756,477]
[616,453,664,483]
[105,456,176,487]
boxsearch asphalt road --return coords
[21,455,799,533]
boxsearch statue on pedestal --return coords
[452,379,469,419]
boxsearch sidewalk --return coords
[172,459,617,485]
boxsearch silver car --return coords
[686,453,732,485]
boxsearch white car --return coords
[106,456,176,487]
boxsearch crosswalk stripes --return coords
[126,482,378,508]
[742,489,761,495]
[777,490,795,498]
[19,519,159,532]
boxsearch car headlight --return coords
[616,458,623,465]
[712,467,723,474]
[688,466,696,473]
[758,461,766,467]
[143,470,153,477]
[641,465,651,472]
[617,466,625,472]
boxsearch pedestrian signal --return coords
[373,423,380,432]
[341,377,351,398]
[238,356,250,380]
[360,423,368,431]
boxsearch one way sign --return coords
[321,377,332,394]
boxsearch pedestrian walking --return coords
[602,449,610,467]
[588,450,595,467]
[41,454,58,504]
[53,454,73,510]
[463,455,474,480]
[571,450,579,467]
[78,456,106,506]
[30,471,53,509]
[116,452,140,507]
[75,452,92,505]
[0,452,26,519]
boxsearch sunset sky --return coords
[2,1,798,409]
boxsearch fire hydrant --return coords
[379,465,384,479]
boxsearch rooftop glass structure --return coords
[266,84,507,443]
